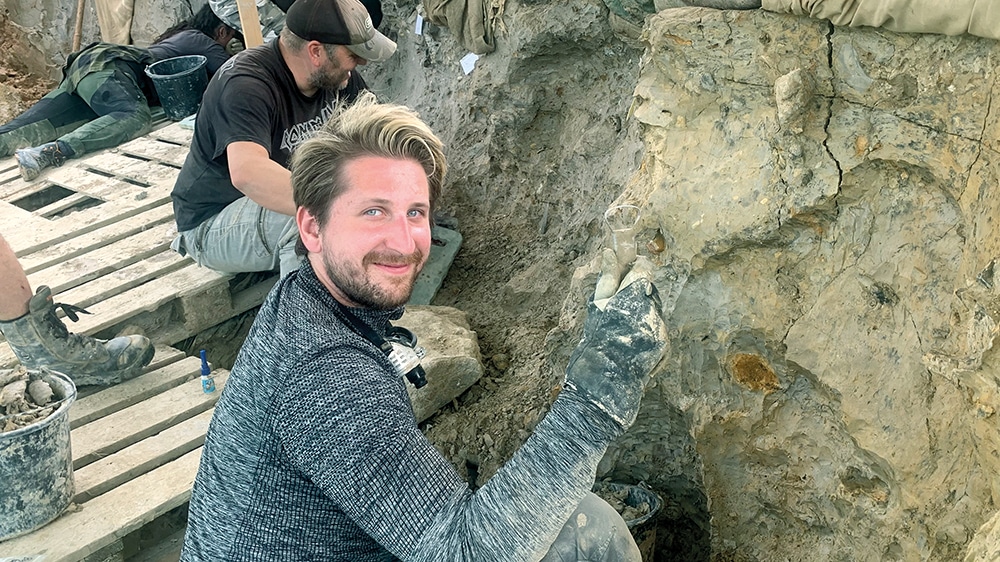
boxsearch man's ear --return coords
[306,41,326,66]
[296,207,323,253]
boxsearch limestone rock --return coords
[966,509,1000,562]
[397,306,484,423]
[130,0,195,47]
[613,7,1000,560]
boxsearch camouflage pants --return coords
[0,66,151,158]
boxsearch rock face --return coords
[617,8,1000,561]
[2,0,201,81]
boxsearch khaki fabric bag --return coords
[423,0,497,54]
[94,0,135,44]
[762,0,1000,40]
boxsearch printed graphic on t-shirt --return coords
[214,52,243,79]
[279,99,339,152]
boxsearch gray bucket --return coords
[0,370,76,541]
[145,54,209,121]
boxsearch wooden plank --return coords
[0,179,42,202]
[70,355,202,428]
[4,195,168,255]
[145,121,195,146]
[73,408,215,502]
[122,132,189,148]
[0,200,70,245]
[26,222,177,294]
[17,203,175,274]
[117,137,192,167]
[142,344,189,373]
[0,166,48,199]
[55,250,190,310]
[45,164,159,197]
[64,262,231,336]
[232,274,278,314]
[0,448,203,562]
[74,152,184,187]
[0,179,55,203]
[72,370,229,469]
[31,192,97,220]
[0,159,20,188]
[236,0,265,47]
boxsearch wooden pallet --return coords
[0,120,268,560]
[0,349,230,561]
[0,121,276,367]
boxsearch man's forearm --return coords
[227,141,296,215]
[409,392,620,561]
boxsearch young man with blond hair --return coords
[183,94,669,561]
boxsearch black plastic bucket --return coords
[0,370,76,541]
[145,54,209,121]
[593,481,663,561]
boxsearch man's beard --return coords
[309,62,349,91]
[322,249,424,310]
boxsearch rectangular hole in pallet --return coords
[154,138,186,147]
[10,184,75,211]
[122,177,153,187]
[41,195,105,218]
[85,167,115,178]
[84,167,153,188]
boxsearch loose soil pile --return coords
[594,481,655,523]
[1,366,61,432]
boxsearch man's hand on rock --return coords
[564,249,669,431]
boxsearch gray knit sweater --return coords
[180,261,621,561]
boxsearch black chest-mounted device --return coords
[331,303,428,389]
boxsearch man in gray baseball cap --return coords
[285,0,395,62]
[170,0,395,279]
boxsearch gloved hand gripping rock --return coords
[563,255,669,431]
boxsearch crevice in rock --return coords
[822,22,843,193]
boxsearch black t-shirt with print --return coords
[171,39,366,232]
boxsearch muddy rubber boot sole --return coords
[14,141,71,182]
[15,149,45,181]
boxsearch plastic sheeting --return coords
[210,0,288,42]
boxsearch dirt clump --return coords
[0,366,61,432]
[593,481,655,523]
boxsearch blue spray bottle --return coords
[200,349,215,393]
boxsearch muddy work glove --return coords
[563,251,669,432]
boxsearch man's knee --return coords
[174,201,301,275]
[542,491,642,562]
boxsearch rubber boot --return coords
[14,141,73,181]
[0,286,155,386]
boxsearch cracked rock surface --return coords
[621,8,1000,561]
